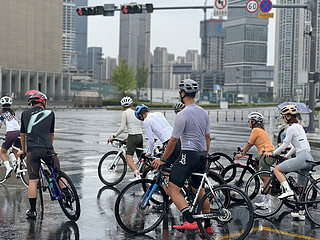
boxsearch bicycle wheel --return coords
[20,157,29,187]
[209,152,234,173]
[304,178,320,226]
[245,170,283,217]
[141,165,157,180]
[221,164,256,201]
[207,170,230,207]
[114,178,168,234]
[197,185,254,240]
[57,171,81,221]
[98,151,127,186]
[0,159,7,183]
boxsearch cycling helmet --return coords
[28,92,47,105]
[0,96,12,106]
[179,79,198,94]
[120,96,133,107]
[248,112,264,123]
[135,104,148,120]
[280,105,299,115]
[173,102,185,111]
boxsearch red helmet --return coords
[28,92,47,105]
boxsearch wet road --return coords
[1,107,320,240]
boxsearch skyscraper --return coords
[63,0,76,70]
[118,9,151,69]
[88,47,103,79]
[224,0,269,97]
[153,47,169,89]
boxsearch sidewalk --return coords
[306,129,320,148]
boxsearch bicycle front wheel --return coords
[197,185,254,240]
[305,178,320,226]
[98,151,127,186]
[20,157,29,187]
[245,170,283,217]
[114,178,168,234]
[57,171,81,221]
[209,152,234,173]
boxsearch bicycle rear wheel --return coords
[245,170,283,217]
[98,151,127,186]
[20,157,29,187]
[209,152,234,173]
[304,179,320,226]
[197,185,254,240]
[114,178,168,234]
[57,171,81,221]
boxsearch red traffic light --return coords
[76,8,83,15]
[121,6,129,14]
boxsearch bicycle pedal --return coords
[16,175,21,179]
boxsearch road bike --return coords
[208,151,234,173]
[0,137,29,186]
[37,151,80,221]
[114,155,254,240]
[98,138,158,186]
[245,154,320,225]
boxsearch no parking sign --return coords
[259,0,272,13]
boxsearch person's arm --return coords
[235,130,256,159]
[152,136,178,169]
[273,128,293,155]
[143,121,154,154]
[108,111,127,142]
[205,133,210,155]
[50,133,54,144]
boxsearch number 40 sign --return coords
[246,0,259,13]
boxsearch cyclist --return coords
[235,112,275,209]
[107,96,143,180]
[0,96,21,179]
[265,104,314,220]
[135,104,181,167]
[152,79,211,233]
[18,92,62,219]
[173,102,185,114]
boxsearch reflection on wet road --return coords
[0,108,320,240]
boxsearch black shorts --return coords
[169,150,207,188]
[2,130,21,150]
[164,139,181,167]
[27,149,60,180]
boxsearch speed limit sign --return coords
[246,0,259,13]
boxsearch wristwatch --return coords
[160,157,165,162]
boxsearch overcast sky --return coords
[87,0,275,65]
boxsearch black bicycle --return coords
[245,154,320,224]
[114,155,254,240]
[37,152,80,221]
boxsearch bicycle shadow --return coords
[96,185,120,215]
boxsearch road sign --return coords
[258,12,274,18]
[213,0,228,17]
[259,0,272,13]
[246,0,259,13]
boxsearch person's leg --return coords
[1,147,11,169]
[26,151,40,218]
[126,135,139,175]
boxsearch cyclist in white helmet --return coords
[0,96,21,179]
[235,112,275,209]
[265,104,314,220]
[107,96,143,180]
[173,102,185,114]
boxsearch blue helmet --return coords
[135,104,148,120]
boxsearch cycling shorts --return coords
[169,150,207,188]
[2,130,21,150]
[164,139,181,167]
[126,134,143,157]
[27,149,60,180]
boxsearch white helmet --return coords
[173,102,185,111]
[0,96,12,106]
[179,79,198,94]
[120,96,133,107]
[248,112,264,123]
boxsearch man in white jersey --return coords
[108,96,143,180]
[134,104,181,167]
[265,104,314,220]
[152,79,212,233]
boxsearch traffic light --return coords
[145,3,153,13]
[76,6,104,16]
[121,4,143,14]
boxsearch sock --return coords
[134,170,140,177]
[181,207,195,223]
[281,181,291,192]
[204,219,211,228]
[29,198,37,211]
[4,161,10,170]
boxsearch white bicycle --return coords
[0,137,29,186]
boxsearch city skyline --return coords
[87,0,276,65]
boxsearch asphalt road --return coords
[0,107,320,240]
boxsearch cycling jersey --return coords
[248,128,274,154]
[143,112,172,154]
[0,110,20,132]
[113,108,142,137]
[171,104,210,152]
[274,123,310,156]
[20,107,55,152]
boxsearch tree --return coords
[136,61,149,100]
[111,59,136,97]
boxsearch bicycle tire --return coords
[20,157,29,187]
[57,171,81,221]
[98,151,127,186]
[304,178,320,226]
[114,178,168,234]
[221,164,257,201]
[209,152,234,173]
[197,185,254,240]
[245,170,283,217]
